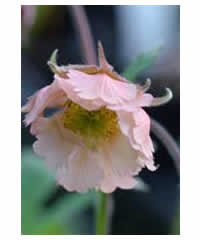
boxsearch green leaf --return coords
[31,6,58,35]
[21,148,96,235]
[21,149,56,234]
[21,150,55,207]
[122,46,162,82]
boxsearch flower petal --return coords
[57,148,104,193]
[54,75,104,111]
[22,81,67,125]
[100,175,137,193]
[33,112,104,193]
[103,133,143,175]
[98,133,144,193]
[132,108,154,157]
[108,89,153,112]
[117,109,155,164]
[67,70,137,105]
[33,116,75,170]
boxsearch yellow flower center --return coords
[62,101,119,149]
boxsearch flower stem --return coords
[151,118,180,175]
[96,192,109,235]
[69,6,97,65]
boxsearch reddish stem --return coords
[70,6,97,65]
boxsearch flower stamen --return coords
[62,101,119,148]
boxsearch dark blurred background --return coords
[21,5,180,235]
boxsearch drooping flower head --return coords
[22,42,172,193]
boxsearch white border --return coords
[1,2,21,240]
[6,0,200,239]
[181,1,200,239]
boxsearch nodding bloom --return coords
[22,42,172,193]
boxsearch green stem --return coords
[96,191,109,235]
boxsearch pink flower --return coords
[22,42,172,193]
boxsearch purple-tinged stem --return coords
[69,6,97,65]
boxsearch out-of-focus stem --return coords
[96,192,109,235]
[69,5,97,65]
[151,118,180,175]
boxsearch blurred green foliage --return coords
[122,47,161,82]
[170,208,180,235]
[21,149,96,235]
[31,6,61,36]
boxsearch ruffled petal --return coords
[67,70,137,105]
[33,115,76,170]
[32,112,104,193]
[108,89,153,112]
[100,175,137,193]
[98,133,144,193]
[117,109,155,169]
[22,81,67,125]
[54,75,104,111]
[132,108,154,158]
[99,175,138,193]
[103,133,143,175]
[57,148,104,193]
